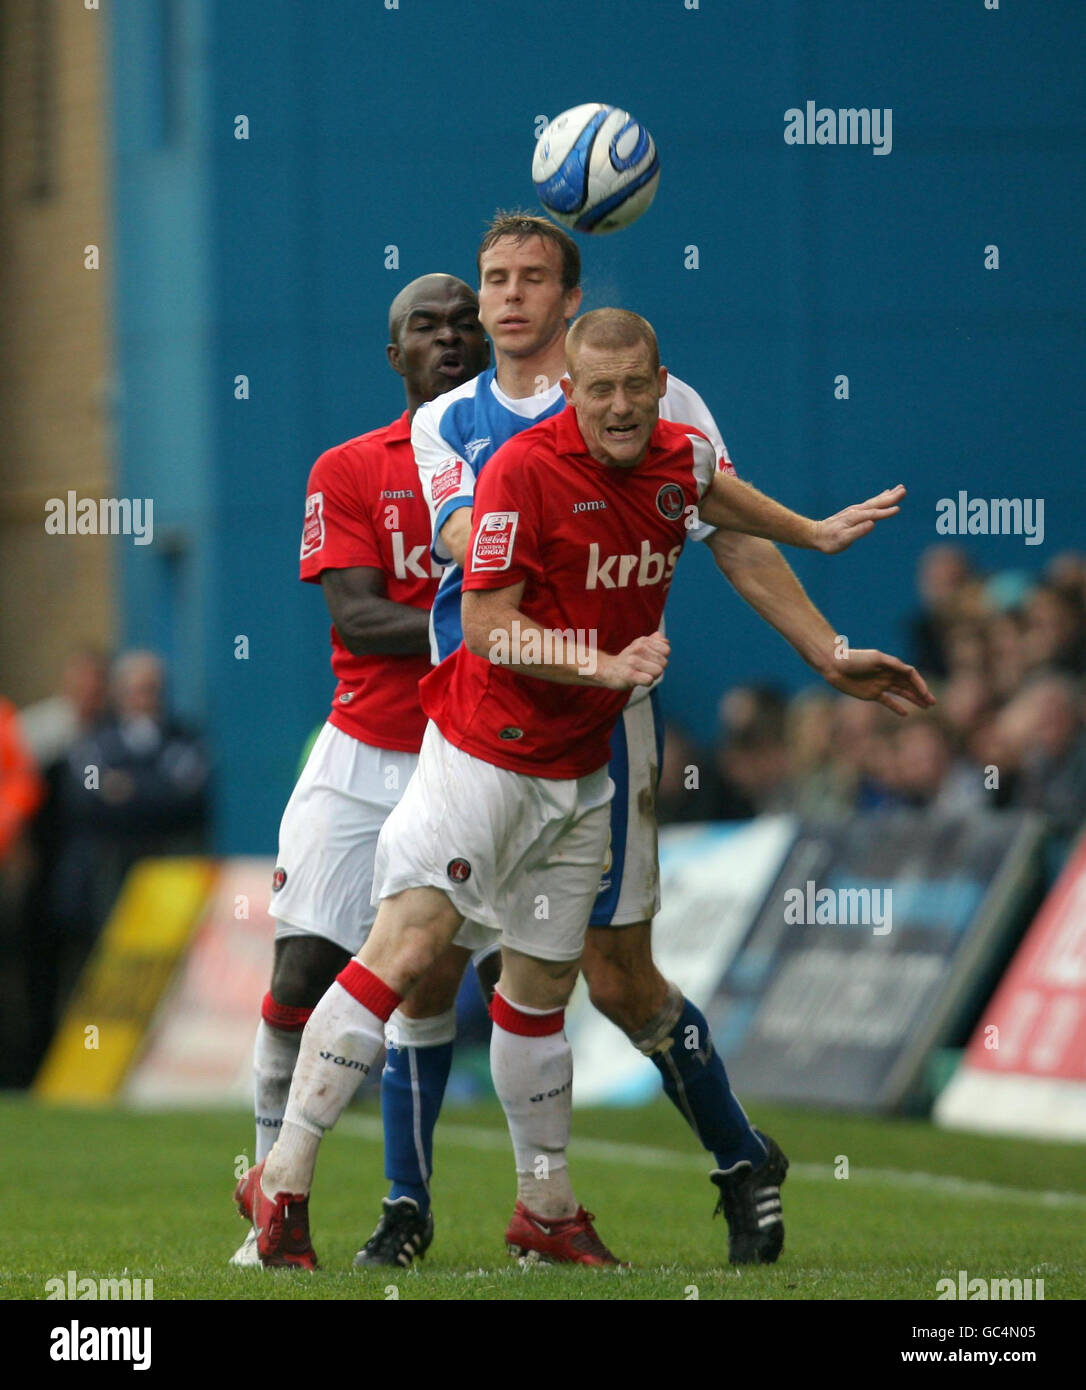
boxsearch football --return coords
[532,103,660,235]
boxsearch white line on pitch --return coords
[337,1115,1086,1211]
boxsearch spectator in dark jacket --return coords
[42,652,210,1040]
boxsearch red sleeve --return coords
[0,702,42,861]
[461,450,542,592]
[298,444,382,582]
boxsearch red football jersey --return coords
[419,405,716,778]
[300,411,441,753]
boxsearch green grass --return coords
[3,1094,1084,1300]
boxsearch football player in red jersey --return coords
[230,274,489,1265]
[236,309,932,1268]
[355,215,922,1272]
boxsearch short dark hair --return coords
[566,308,659,376]
[477,210,581,293]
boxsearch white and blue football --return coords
[532,103,660,235]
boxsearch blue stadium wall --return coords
[108,1,1086,853]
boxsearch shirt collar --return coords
[387,409,412,441]
[553,403,590,457]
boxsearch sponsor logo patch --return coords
[446,857,472,884]
[300,492,325,559]
[656,483,685,520]
[464,437,490,464]
[431,459,463,506]
[471,511,519,573]
[271,867,287,892]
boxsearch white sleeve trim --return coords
[661,374,734,542]
[412,403,476,564]
[685,431,718,498]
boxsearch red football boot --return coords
[505,1201,626,1267]
[233,1160,318,1270]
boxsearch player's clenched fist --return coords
[815,484,906,554]
[597,632,670,690]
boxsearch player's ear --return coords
[563,285,583,321]
[657,366,668,397]
[386,342,405,377]
[560,374,575,402]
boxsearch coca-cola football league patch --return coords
[431,458,463,506]
[300,491,325,560]
[471,511,519,572]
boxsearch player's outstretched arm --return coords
[708,531,935,716]
[320,567,431,656]
[697,473,905,554]
[462,586,669,690]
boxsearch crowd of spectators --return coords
[0,651,209,1086]
[658,546,1086,859]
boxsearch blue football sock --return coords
[648,997,767,1171]
[382,1040,453,1217]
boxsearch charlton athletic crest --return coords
[271,866,288,892]
[656,483,684,521]
[446,858,472,884]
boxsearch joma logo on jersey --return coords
[585,540,682,590]
[391,531,442,580]
[464,437,490,464]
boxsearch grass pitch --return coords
[3,1093,1083,1301]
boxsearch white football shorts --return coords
[373,721,614,962]
[269,721,416,954]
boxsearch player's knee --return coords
[270,936,351,1009]
[401,947,470,1017]
[498,953,579,1012]
[584,950,667,1034]
[543,957,580,1007]
[363,890,463,992]
[584,960,634,1026]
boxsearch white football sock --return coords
[252,1020,302,1162]
[386,1005,457,1049]
[262,977,390,1197]
[489,992,577,1220]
